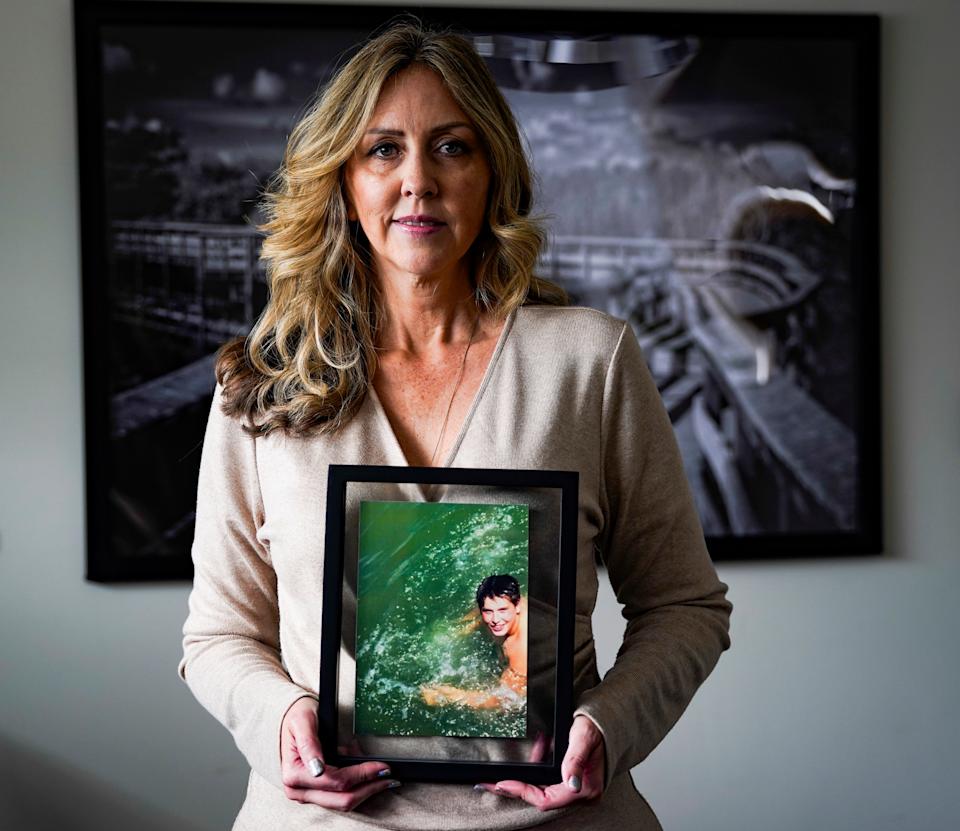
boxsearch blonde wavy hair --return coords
[217,21,566,436]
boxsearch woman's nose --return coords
[401,151,438,199]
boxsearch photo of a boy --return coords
[421,574,527,709]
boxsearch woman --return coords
[179,22,731,830]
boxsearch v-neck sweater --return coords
[179,305,732,830]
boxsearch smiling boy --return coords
[421,574,527,708]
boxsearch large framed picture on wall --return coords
[75,0,880,580]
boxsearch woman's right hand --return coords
[280,697,400,811]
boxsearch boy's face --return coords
[480,594,520,637]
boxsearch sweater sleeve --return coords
[573,323,732,787]
[178,386,316,788]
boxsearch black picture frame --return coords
[319,464,578,784]
[75,1,881,580]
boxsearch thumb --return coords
[560,718,593,793]
[286,698,325,777]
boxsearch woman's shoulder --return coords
[513,305,629,355]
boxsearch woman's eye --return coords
[369,142,399,159]
[437,140,467,156]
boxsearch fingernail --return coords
[308,758,324,778]
[567,774,582,792]
[386,780,402,789]
[473,784,486,792]
[377,768,392,778]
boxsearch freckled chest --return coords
[372,329,501,467]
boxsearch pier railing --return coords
[108,221,850,533]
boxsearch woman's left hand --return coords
[477,715,605,811]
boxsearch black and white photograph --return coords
[13,1,960,829]
[76,3,880,577]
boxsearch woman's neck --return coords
[376,272,478,355]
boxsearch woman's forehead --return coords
[367,64,472,130]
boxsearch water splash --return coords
[355,502,529,738]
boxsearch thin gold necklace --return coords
[429,311,481,466]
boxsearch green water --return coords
[355,501,528,739]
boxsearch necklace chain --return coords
[429,311,481,466]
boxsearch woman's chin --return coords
[372,255,473,289]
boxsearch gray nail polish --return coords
[567,774,582,792]
[308,758,324,778]
[473,784,486,792]
[386,780,402,789]
[377,768,392,778]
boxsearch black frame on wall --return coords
[75,0,881,580]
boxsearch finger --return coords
[290,732,327,779]
[492,779,595,813]
[282,757,328,789]
[493,780,547,809]
[283,717,390,791]
[561,717,601,795]
[285,776,401,811]
[322,761,394,792]
[560,737,587,793]
[283,712,328,787]
[532,782,590,812]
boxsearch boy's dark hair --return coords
[475,574,521,608]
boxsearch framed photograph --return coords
[75,1,880,579]
[319,465,578,783]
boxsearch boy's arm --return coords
[420,683,502,710]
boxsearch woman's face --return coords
[343,64,491,289]
[481,595,520,638]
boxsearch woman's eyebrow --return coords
[364,121,474,137]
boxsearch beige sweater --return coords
[179,306,732,830]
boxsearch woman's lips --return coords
[393,215,445,236]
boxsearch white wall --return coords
[1,0,957,829]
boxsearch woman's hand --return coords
[477,715,605,811]
[280,697,400,811]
